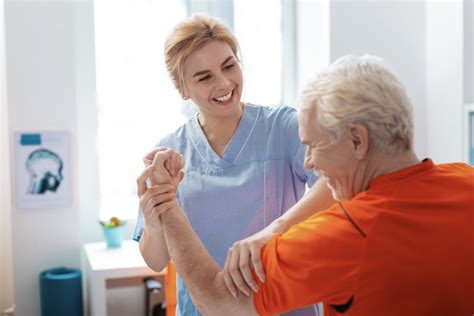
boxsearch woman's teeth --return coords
[213,91,232,102]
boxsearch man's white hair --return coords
[298,54,414,154]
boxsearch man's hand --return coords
[143,147,168,167]
[223,225,279,298]
[144,148,185,189]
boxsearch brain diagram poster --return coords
[14,131,73,209]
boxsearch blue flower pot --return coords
[103,225,126,248]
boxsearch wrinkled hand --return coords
[137,149,185,229]
[223,227,276,298]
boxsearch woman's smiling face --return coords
[182,40,243,120]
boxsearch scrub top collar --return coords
[187,103,260,169]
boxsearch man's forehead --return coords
[298,105,314,138]
[299,101,318,126]
[300,101,325,142]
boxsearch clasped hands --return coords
[137,147,185,223]
[137,147,275,299]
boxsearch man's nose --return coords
[303,148,314,170]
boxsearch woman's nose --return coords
[215,72,231,90]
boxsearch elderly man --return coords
[137,55,474,315]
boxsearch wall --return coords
[296,0,330,97]
[329,0,428,158]
[4,1,142,314]
[426,1,464,163]
[1,0,15,311]
[5,2,82,315]
[465,0,473,104]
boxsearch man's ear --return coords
[350,123,369,160]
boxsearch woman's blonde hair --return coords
[164,14,240,97]
[298,55,414,154]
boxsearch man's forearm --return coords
[160,206,257,316]
[271,177,335,233]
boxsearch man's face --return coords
[299,102,357,201]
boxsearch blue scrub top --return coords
[134,104,319,316]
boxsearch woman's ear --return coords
[178,83,189,100]
[350,123,369,160]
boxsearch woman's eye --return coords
[199,75,211,82]
[224,64,234,70]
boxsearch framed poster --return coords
[13,131,73,209]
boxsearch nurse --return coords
[134,14,334,316]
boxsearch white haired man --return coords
[137,55,474,315]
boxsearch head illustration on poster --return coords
[25,148,63,194]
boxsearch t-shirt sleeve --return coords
[253,205,364,314]
[132,207,145,242]
[282,107,317,187]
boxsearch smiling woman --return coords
[134,14,332,316]
[93,0,295,221]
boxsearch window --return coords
[233,0,282,106]
[94,0,188,220]
[94,0,318,220]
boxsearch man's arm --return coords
[224,176,335,297]
[137,152,258,315]
[269,176,334,233]
[160,205,258,316]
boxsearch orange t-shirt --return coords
[254,159,474,316]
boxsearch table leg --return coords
[89,273,107,316]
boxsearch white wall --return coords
[296,0,330,97]
[4,1,142,314]
[5,2,82,315]
[329,0,428,158]
[465,0,473,104]
[426,1,464,163]
[1,0,15,311]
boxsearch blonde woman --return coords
[134,15,334,316]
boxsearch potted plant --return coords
[99,217,126,248]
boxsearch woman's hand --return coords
[223,226,278,298]
[137,149,185,229]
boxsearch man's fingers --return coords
[152,149,171,171]
[173,154,182,176]
[239,247,258,292]
[178,170,185,183]
[178,154,185,169]
[169,152,176,176]
[136,165,155,196]
[143,147,167,166]
[250,246,265,283]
